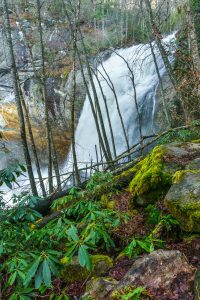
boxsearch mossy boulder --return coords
[124,142,200,206]
[128,146,172,205]
[165,171,200,232]
[61,255,113,284]
[82,277,118,300]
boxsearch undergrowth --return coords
[0,163,181,299]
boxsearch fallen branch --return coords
[33,123,200,215]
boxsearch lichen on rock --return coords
[165,171,200,232]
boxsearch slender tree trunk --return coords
[36,0,53,193]
[76,48,111,163]
[149,41,171,126]
[63,1,112,163]
[78,28,113,161]
[20,88,46,196]
[50,130,61,191]
[71,57,81,185]
[3,0,38,196]
[97,61,130,152]
[144,0,177,88]
[110,49,143,143]
[92,69,117,158]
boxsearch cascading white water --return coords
[0,33,176,202]
[64,33,176,170]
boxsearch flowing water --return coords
[0,33,176,201]
[64,33,176,171]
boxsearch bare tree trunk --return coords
[3,0,38,196]
[78,28,113,161]
[76,48,111,163]
[63,1,112,163]
[144,0,177,88]
[36,0,53,193]
[97,61,130,152]
[92,69,117,158]
[50,130,61,191]
[70,0,81,186]
[149,41,171,126]
[20,88,46,196]
[110,49,143,144]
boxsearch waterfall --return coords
[0,33,176,202]
[64,33,176,171]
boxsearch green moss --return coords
[61,255,113,283]
[173,170,199,183]
[165,197,200,232]
[129,146,172,203]
[91,255,113,276]
[111,286,133,299]
[101,193,116,210]
[61,258,90,283]
[192,139,200,143]
[111,286,146,299]
[183,234,200,243]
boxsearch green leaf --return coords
[24,257,41,287]
[67,225,79,242]
[18,270,25,281]
[78,245,92,271]
[35,264,43,289]
[121,286,145,300]
[8,271,17,286]
[42,259,51,287]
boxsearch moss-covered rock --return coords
[61,256,90,284]
[82,277,118,300]
[165,171,200,232]
[61,255,113,283]
[128,146,172,205]
[91,255,113,276]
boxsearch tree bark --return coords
[36,0,53,193]
[3,0,38,196]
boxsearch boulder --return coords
[165,171,200,232]
[111,250,194,299]
[82,277,118,300]
[127,142,200,206]
[186,157,200,170]
[61,255,113,284]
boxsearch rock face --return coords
[165,171,200,232]
[112,250,194,299]
[82,277,118,300]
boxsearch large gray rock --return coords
[165,170,200,232]
[111,250,194,299]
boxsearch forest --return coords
[0,0,200,299]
